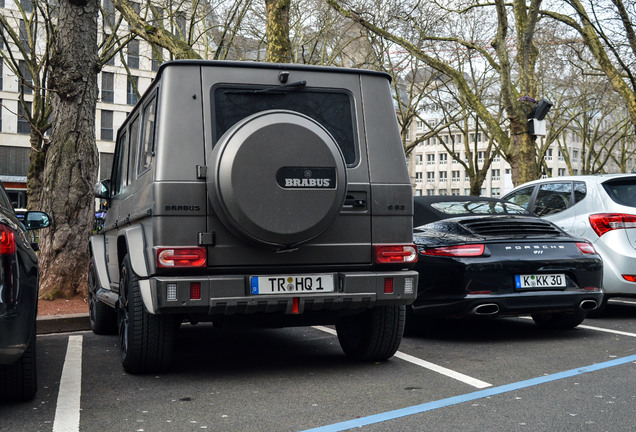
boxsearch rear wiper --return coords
[224,81,307,95]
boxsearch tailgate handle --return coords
[344,196,366,208]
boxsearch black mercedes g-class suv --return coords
[89,61,418,373]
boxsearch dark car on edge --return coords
[0,182,50,402]
[409,196,603,330]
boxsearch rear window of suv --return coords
[212,86,357,165]
[602,178,636,208]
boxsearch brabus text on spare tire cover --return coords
[207,109,348,248]
[276,167,337,189]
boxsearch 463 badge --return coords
[250,274,335,295]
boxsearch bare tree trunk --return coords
[38,0,99,299]
[265,0,292,62]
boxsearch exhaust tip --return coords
[472,303,500,316]
[580,300,598,311]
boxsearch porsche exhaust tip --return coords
[472,303,500,316]
[580,300,598,311]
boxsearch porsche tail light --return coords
[622,275,636,283]
[576,242,597,254]
[157,247,206,268]
[589,213,636,237]
[374,245,418,264]
[0,225,16,255]
[421,244,485,257]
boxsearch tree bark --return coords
[38,0,99,299]
[265,0,292,62]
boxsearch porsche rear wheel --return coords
[531,309,586,330]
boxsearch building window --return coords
[21,0,34,12]
[151,47,161,72]
[17,101,32,134]
[492,188,501,197]
[0,146,30,176]
[19,19,30,51]
[99,152,114,181]
[477,151,485,164]
[127,39,139,69]
[439,189,447,195]
[452,170,460,182]
[427,154,435,165]
[127,76,138,105]
[439,171,447,183]
[439,153,448,165]
[100,110,113,141]
[416,120,423,131]
[573,149,579,161]
[101,72,114,103]
[451,188,460,195]
[415,172,423,183]
[103,0,115,27]
[427,189,435,196]
[491,169,500,181]
[546,148,553,161]
[416,154,423,166]
[18,60,33,95]
[427,172,435,183]
[558,168,566,176]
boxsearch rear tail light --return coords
[190,282,201,300]
[576,242,597,254]
[421,244,485,257]
[589,213,636,237]
[157,247,206,268]
[0,225,16,255]
[622,275,636,283]
[374,245,418,264]
[384,278,394,294]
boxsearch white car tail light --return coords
[589,213,636,237]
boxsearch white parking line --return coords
[53,335,83,432]
[577,324,636,338]
[312,326,492,389]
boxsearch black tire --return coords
[336,305,405,361]
[118,255,176,374]
[531,309,587,330]
[88,260,117,335]
[0,321,37,402]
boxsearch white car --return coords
[503,174,636,314]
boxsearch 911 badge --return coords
[276,167,336,189]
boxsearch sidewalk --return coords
[36,296,91,334]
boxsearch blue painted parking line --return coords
[300,354,636,432]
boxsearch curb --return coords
[36,313,91,335]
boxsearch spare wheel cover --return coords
[208,109,347,247]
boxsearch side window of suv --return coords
[138,95,157,174]
[113,131,129,195]
[534,182,572,216]
[505,185,535,210]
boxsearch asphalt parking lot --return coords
[1,299,636,432]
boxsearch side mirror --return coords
[94,179,111,200]
[24,211,51,230]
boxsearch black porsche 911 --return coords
[410,196,603,329]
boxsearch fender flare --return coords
[121,226,156,314]
[89,235,110,292]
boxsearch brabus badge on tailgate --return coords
[276,167,336,189]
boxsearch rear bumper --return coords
[411,290,604,318]
[143,270,419,315]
